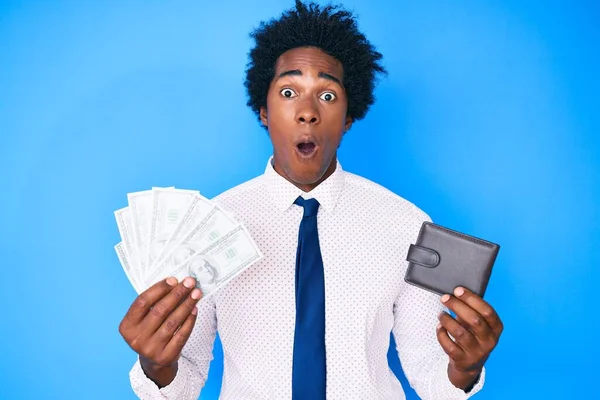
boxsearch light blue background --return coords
[1,0,598,398]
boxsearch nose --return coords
[296,98,320,125]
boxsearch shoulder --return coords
[209,174,266,219]
[211,174,264,204]
[342,171,432,225]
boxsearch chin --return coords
[274,150,334,188]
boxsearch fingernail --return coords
[441,294,450,303]
[183,277,194,288]
[191,307,198,315]
[166,277,177,286]
[191,289,201,300]
[436,323,442,330]
[454,287,465,297]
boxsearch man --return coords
[119,1,503,399]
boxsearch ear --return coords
[260,107,268,126]
[343,115,353,134]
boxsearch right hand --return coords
[119,276,202,386]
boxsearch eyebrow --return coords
[277,69,343,87]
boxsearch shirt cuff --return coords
[159,358,194,398]
[129,358,190,399]
[429,360,486,399]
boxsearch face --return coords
[190,259,216,284]
[260,47,353,192]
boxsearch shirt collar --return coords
[263,156,345,213]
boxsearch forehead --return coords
[274,47,344,77]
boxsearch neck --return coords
[274,155,337,193]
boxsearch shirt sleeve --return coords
[128,294,218,399]
[392,261,485,399]
[392,209,487,399]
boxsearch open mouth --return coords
[296,141,317,156]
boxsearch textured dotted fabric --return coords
[129,157,485,399]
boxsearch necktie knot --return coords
[294,197,320,217]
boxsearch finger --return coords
[436,323,466,361]
[141,277,196,334]
[438,311,479,353]
[441,293,494,343]
[453,287,504,338]
[165,306,198,356]
[155,288,203,340]
[123,277,178,325]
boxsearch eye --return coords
[280,88,297,98]
[319,92,336,102]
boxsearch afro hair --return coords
[244,0,387,126]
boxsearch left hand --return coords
[437,286,504,385]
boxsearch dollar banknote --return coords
[114,206,140,274]
[127,189,154,275]
[115,242,141,293]
[148,193,215,270]
[147,188,199,268]
[114,187,263,298]
[145,205,239,285]
[146,224,263,297]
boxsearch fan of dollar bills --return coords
[114,187,263,297]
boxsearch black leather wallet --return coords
[405,222,500,297]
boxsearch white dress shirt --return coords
[129,157,485,399]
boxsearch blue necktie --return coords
[291,197,326,400]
